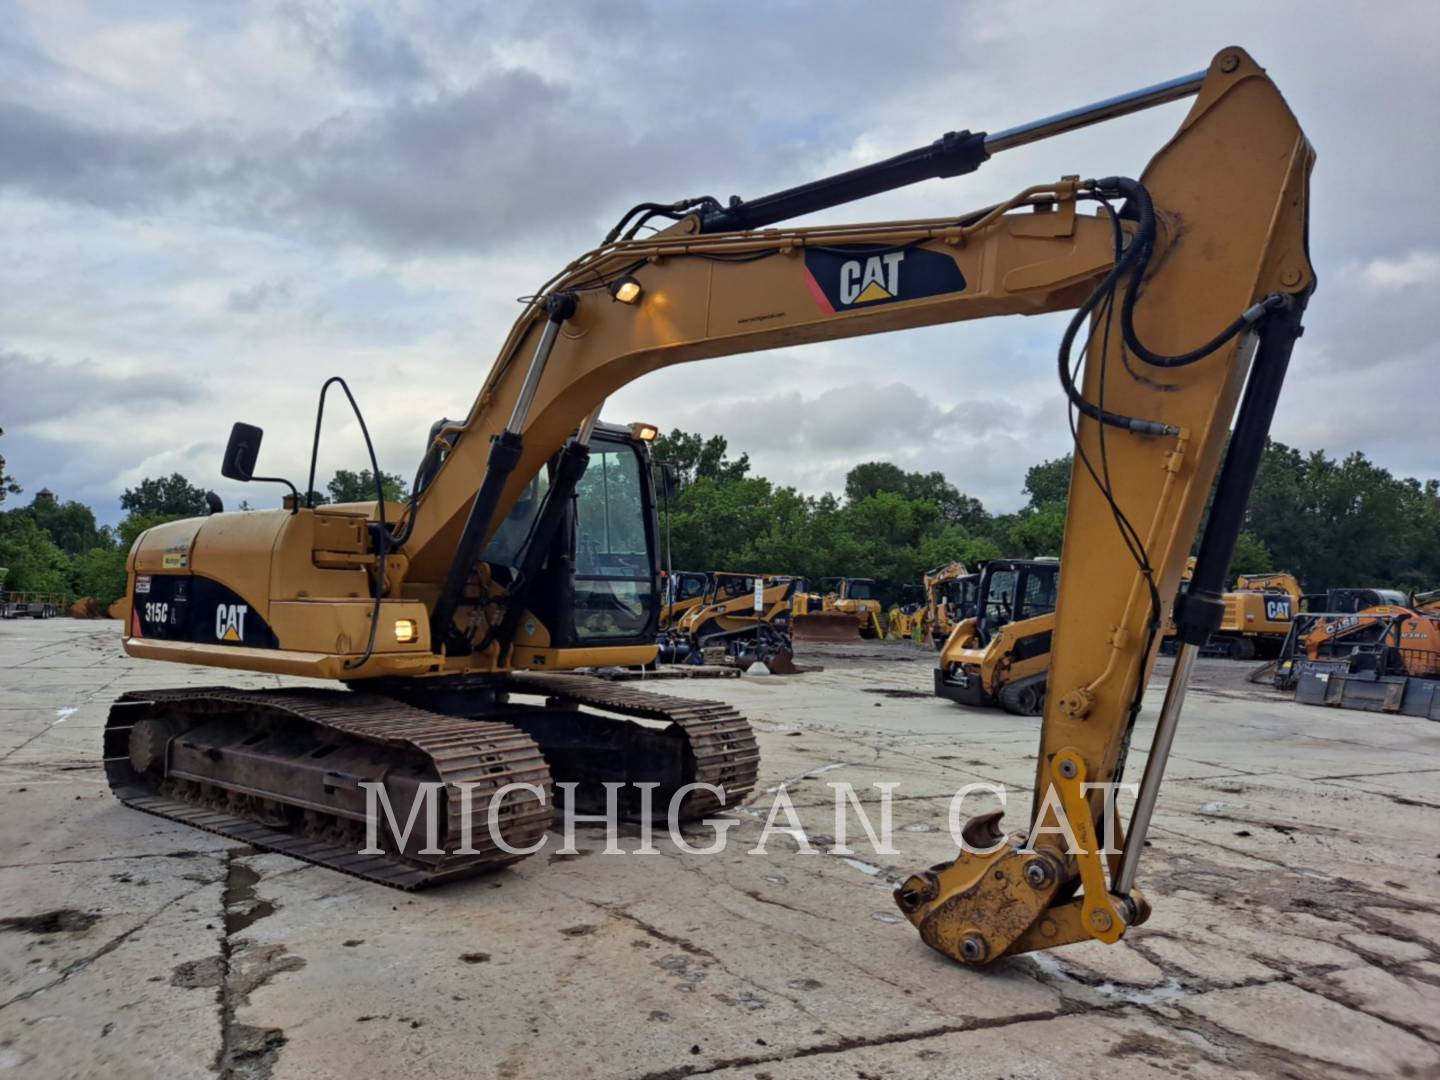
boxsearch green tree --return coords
[844,462,909,503]
[666,475,776,570]
[70,545,128,607]
[24,495,105,556]
[120,473,210,517]
[844,462,988,529]
[1007,502,1066,557]
[917,526,1001,572]
[1242,439,1437,591]
[0,511,71,594]
[1023,454,1072,509]
[652,430,750,487]
[1228,530,1273,578]
[327,469,408,504]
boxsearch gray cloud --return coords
[0,101,228,211]
[299,8,430,87]
[226,280,295,315]
[1,350,200,423]
[0,2,985,256]
[0,69,755,254]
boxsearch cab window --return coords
[572,447,655,642]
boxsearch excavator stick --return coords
[895,48,1313,964]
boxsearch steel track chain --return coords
[503,672,760,815]
[104,687,553,889]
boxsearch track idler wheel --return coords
[128,716,192,775]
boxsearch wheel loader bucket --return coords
[792,612,864,643]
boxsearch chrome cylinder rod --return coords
[576,399,605,447]
[506,317,564,434]
[1113,640,1198,897]
[984,70,1206,154]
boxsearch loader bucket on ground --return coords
[792,613,864,643]
[764,649,800,675]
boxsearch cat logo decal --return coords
[803,246,966,313]
[216,603,248,642]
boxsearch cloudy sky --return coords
[2,2,1436,525]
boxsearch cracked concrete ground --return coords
[1,620,1438,1079]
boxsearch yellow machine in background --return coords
[793,577,884,642]
[934,558,1058,715]
[887,585,926,641]
[107,49,1314,968]
[659,569,710,629]
[921,560,973,648]
[1220,572,1301,658]
[673,572,801,658]
[1165,560,1300,658]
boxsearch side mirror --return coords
[659,462,680,500]
[221,422,264,482]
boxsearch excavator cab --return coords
[946,574,980,623]
[501,422,661,649]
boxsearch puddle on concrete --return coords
[1028,951,1189,1005]
[224,863,276,935]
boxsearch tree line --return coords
[1,425,1436,610]
[653,430,1440,605]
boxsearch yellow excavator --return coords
[792,577,885,641]
[1221,571,1301,658]
[1164,560,1300,659]
[934,558,1058,714]
[922,560,974,648]
[107,47,1312,967]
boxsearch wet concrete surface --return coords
[1,620,1437,1078]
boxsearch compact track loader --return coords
[934,558,1058,714]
